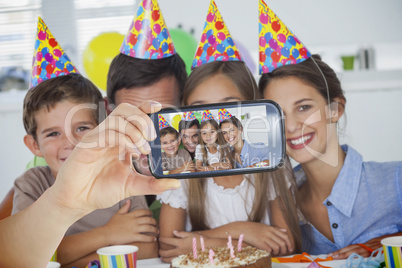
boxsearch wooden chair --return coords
[0,187,14,220]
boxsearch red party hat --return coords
[192,0,243,69]
[120,0,176,59]
[158,114,171,130]
[201,110,215,122]
[218,108,233,122]
[259,0,311,74]
[183,111,197,121]
[30,17,79,88]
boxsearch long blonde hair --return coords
[184,61,302,252]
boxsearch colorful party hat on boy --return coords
[259,0,311,74]
[120,0,176,60]
[201,110,215,122]
[183,111,197,121]
[192,0,243,69]
[218,108,233,122]
[158,114,171,130]
[30,17,79,88]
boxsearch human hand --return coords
[329,236,385,259]
[51,101,180,215]
[159,230,196,263]
[242,222,292,256]
[103,199,158,245]
[182,161,195,173]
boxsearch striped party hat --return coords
[120,0,176,59]
[30,17,79,88]
[192,0,243,69]
[218,108,233,122]
[183,111,197,121]
[259,0,311,74]
[158,114,171,130]
[201,110,215,122]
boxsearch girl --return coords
[195,113,231,172]
[220,115,270,168]
[260,54,402,258]
[158,61,301,262]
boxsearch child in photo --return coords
[160,115,194,174]
[194,110,232,172]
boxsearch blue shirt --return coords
[295,145,402,254]
[235,140,270,168]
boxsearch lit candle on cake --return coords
[238,234,244,251]
[192,236,198,259]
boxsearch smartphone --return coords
[148,100,285,179]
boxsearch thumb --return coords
[118,199,131,214]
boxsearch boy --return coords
[161,127,194,174]
[12,73,158,267]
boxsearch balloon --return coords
[281,47,290,58]
[287,36,296,46]
[272,21,281,32]
[169,28,198,75]
[82,32,125,91]
[217,32,226,41]
[259,36,266,47]
[153,24,161,34]
[171,114,182,131]
[277,34,286,43]
[268,39,278,49]
[260,14,268,24]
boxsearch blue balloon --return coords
[56,60,65,70]
[40,69,47,78]
[51,74,56,78]
[41,61,48,69]
[264,57,272,66]
[151,53,159,59]
[227,37,234,46]
[216,56,223,61]
[202,59,207,65]
[292,48,300,58]
[227,48,235,56]
[138,33,146,42]
[287,36,296,46]
[123,45,130,55]
[217,44,226,53]
[208,57,215,63]
[142,19,150,28]
[203,43,211,50]
[143,51,150,59]
[58,72,66,76]
[158,33,164,42]
[265,47,274,56]
[284,41,292,49]
[277,62,283,68]
[41,47,49,55]
[259,23,262,33]
[31,78,38,87]
[264,32,273,41]
[35,40,40,50]
[206,29,214,38]
[192,59,197,68]
[137,6,144,16]
[66,63,74,72]
[63,53,71,62]
[222,39,229,47]
[162,28,168,40]
[161,42,169,52]
[281,47,290,58]
[152,38,160,49]
[296,58,303,63]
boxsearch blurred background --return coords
[0,0,401,199]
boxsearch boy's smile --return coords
[29,100,97,178]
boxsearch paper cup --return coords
[46,261,60,268]
[381,236,402,268]
[97,245,138,268]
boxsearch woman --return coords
[260,54,402,258]
[158,61,301,262]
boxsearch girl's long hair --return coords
[198,120,229,166]
[184,61,302,252]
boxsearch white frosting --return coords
[171,246,270,268]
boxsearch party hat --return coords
[120,0,176,60]
[30,17,79,88]
[183,111,197,121]
[201,110,215,122]
[158,114,171,130]
[259,0,312,74]
[218,108,233,122]
[192,0,243,69]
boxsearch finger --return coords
[173,230,192,238]
[136,225,159,235]
[110,103,158,141]
[134,216,157,227]
[117,199,131,214]
[159,237,181,247]
[125,172,180,196]
[271,228,293,252]
[132,233,157,243]
[263,238,281,256]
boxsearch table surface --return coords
[137,257,347,268]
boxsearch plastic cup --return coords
[97,245,138,268]
[381,236,402,268]
[341,55,355,70]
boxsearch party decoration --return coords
[218,108,233,122]
[259,0,312,74]
[120,0,175,60]
[171,114,182,131]
[192,0,243,69]
[202,110,215,122]
[30,17,78,88]
[82,32,124,90]
[194,112,202,123]
[182,111,197,121]
[158,114,171,130]
[169,28,198,75]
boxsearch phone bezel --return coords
[148,100,285,179]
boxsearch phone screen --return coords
[148,100,285,179]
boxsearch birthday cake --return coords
[170,246,271,268]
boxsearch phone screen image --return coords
[148,100,285,179]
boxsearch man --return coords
[178,118,199,159]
